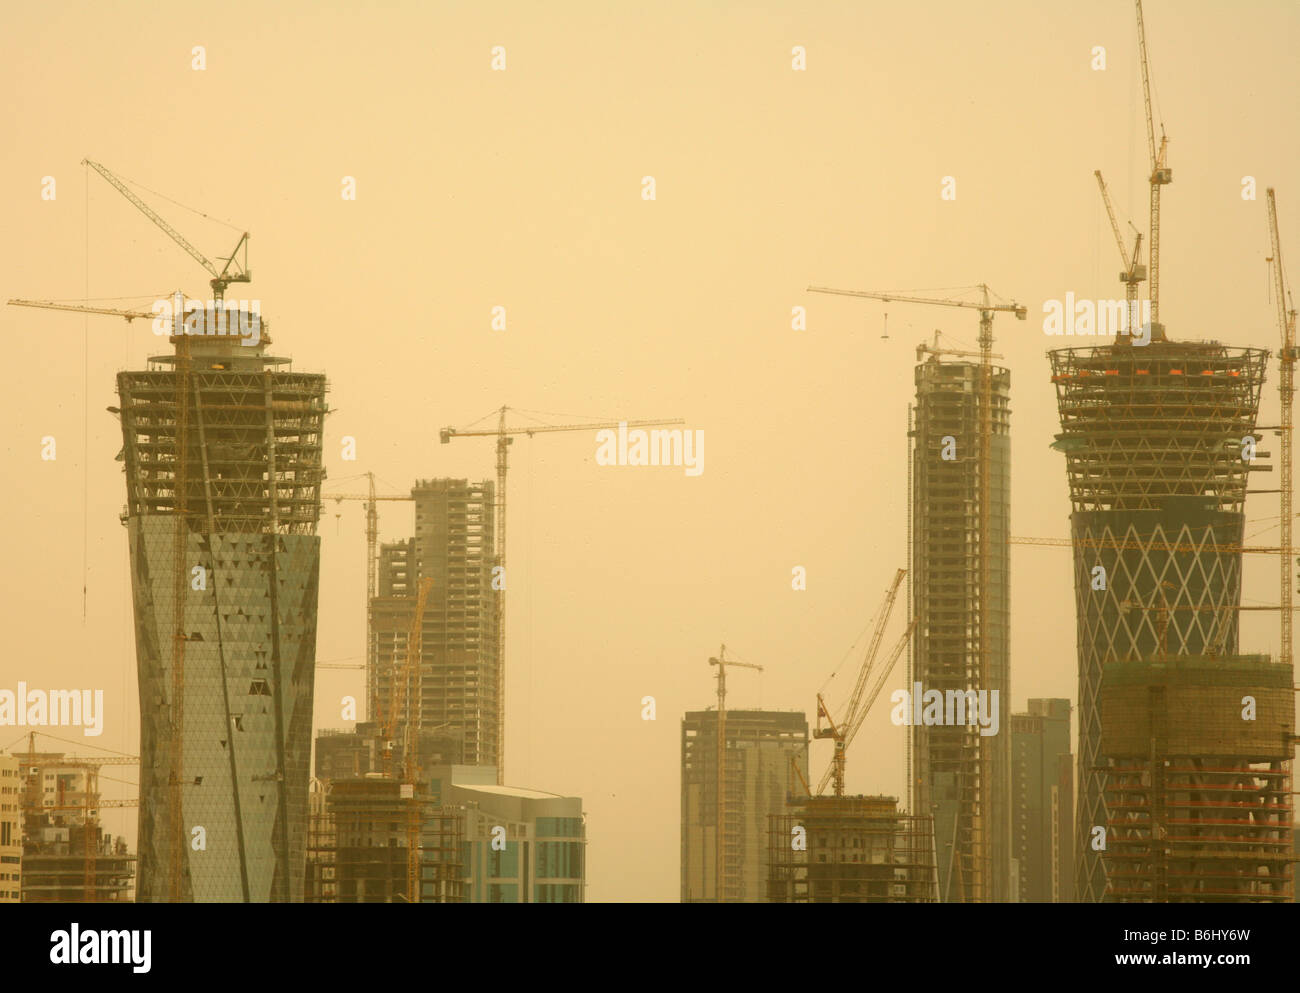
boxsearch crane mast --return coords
[1135,0,1172,338]
[1267,188,1297,671]
[1095,170,1147,335]
[325,475,416,723]
[707,645,761,902]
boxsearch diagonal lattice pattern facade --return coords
[118,328,327,902]
[1049,341,1272,902]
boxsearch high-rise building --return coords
[1010,699,1073,903]
[909,357,1012,902]
[372,479,498,769]
[1048,338,1284,901]
[15,753,134,902]
[428,766,585,903]
[767,794,938,903]
[117,319,327,901]
[681,709,808,903]
[0,755,21,902]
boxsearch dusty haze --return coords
[2,0,1298,902]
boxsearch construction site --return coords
[13,738,136,903]
[1044,0,1298,902]
[9,158,329,903]
[910,345,1013,903]
[370,478,499,770]
[1049,340,1278,900]
[1,1,1296,912]
[767,795,937,903]
[1100,655,1293,901]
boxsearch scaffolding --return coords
[16,753,134,903]
[1049,340,1274,903]
[117,349,327,536]
[767,795,938,903]
[305,777,465,903]
[1100,655,1294,902]
[1049,342,1268,514]
[911,359,1012,902]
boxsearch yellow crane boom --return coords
[814,568,906,797]
[82,159,250,301]
[1094,170,1146,332]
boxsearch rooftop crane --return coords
[323,472,416,721]
[1135,0,1172,339]
[808,282,1024,900]
[813,568,916,797]
[1094,169,1146,338]
[440,407,685,785]
[707,645,762,903]
[1267,188,1298,671]
[82,159,250,302]
[916,330,1004,365]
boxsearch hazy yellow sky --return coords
[2,0,1297,902]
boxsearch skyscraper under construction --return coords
[909,356,1012,902]
[117,319,327,901]
[1050,336,1293,902]
[371,478,499,769]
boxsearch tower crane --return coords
[813,568,918,797]
[1267,188,1298,670]
[707,645,762,904]
[81,160,250,303]
[439,407,685,785]
[808,282,1023,900]
[323,472,416,721]
[1135,0,1172,339]
[1094,170,1146,337]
